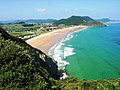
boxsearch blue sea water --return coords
[50,23,120,80]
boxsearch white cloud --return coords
[64,9,79,13]
[35,8,46,12]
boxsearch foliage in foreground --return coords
[0,28,59,90]
[58,77,120,90]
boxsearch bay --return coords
[52,23,120,80]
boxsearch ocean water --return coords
[49,23,120,80]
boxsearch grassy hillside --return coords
[58,78,120,90]
[53,16,105,26]
[0,27,59,89]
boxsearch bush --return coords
[0,34,59,89]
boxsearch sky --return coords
[0,0,120,20]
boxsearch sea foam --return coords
[52,32,77,69]
[48,30,78,79]
[64,47,76,59]
[53,42,69,70]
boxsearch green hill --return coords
[0,27,59,89]
[53,16,105,26]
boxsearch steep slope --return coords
[53,16,105,26]
[0,27,59,89]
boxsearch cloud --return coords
[35,8,46,12]
[64,9,79,13]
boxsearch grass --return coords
[1,24,48,38]
[8,31,34,37]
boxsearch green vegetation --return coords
[1,24,47,38]
[58,78,120,90]
[1,27,120,90]
[8,31,33,37]
[1,16,106,39]
[0,28,59,89]
[53,16,105,26]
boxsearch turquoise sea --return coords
[49,23,120,80]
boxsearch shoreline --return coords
[26,25,89,54]
[26,25,89,79]
[48,26,89,79]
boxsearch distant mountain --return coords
[96,18,111,22]
[53,16,105,26]
[24,19,57,24]
[0,19,57,24]
[0,23,4,25]
[0,20,17,24]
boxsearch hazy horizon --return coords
[0,0,120,20]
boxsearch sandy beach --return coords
[26,25,88,54]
